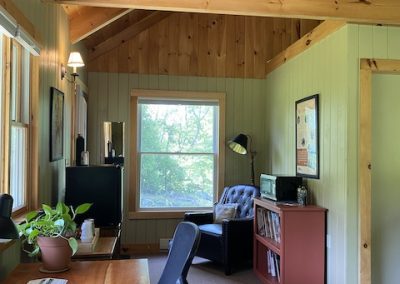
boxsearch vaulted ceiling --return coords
[55,0,399,77]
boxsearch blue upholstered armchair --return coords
[184,184,260,275]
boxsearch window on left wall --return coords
[0,34,34,214]
[9,41,30,211]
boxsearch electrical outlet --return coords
[159,238,171,250]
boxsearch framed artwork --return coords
[50,87,64,161]
[295,94,319,179]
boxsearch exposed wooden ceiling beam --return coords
[87,11,171,61]
[48,0,400,25]
[67,6,132,44]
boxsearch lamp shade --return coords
[0,194,19,239]
[67,52,85,68]
[228,134,248,155]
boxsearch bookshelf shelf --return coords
[255,234,280,255]
[253,197,326,284]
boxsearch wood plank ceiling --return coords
[59,0,398,78]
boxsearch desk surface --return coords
[74,237,118,259]
[2,259,149,284]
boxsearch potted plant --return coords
[18,202,92,272]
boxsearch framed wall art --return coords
[50,87,64,161]
[295,94,319,179]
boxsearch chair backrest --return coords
[219,184,260,218]
[158,222,200,284]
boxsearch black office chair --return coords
[158,221,200,284]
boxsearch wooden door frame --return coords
[359,58,400,284]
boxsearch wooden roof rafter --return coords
[48,0,400,25]
[86,10,171,61]
[64,5,132,44]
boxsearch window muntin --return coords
[137,100,218,210]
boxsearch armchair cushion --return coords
[213,203,238,223]
[198,224,222,236]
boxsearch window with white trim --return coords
[130,91,225,214]
[9,40,30,210]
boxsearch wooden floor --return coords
[135,253,263,284]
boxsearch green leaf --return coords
[26,211,39,222]
[75,203,92,215]
[56,202,63,214]
[42,204,52,216]
[68,238,78,255]
[54,219,64,227]
[62,203,70,214]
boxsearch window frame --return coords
[129,90,225,219]
[0,35,39,216]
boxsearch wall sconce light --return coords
[68,52,84,82]
[228,133,257,185]
[61,52,85,82]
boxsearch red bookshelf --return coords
[253,197,327,284]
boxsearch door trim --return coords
[359,58,400,284]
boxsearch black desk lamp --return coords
[228,133,256,185]
[0,194,19,239]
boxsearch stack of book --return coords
[256,208,281,243]
[267,249,281,282]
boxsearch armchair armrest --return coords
[184,211,213,225]
[222,217,253,235]
[222,217,254,263]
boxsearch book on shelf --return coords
[266,249,281,282]
[256,207,281,243]
[257,208,266,236]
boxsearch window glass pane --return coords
[139,154,214,208]
[10,126,27,209]
[10,44,18,121]
[139,103,215,153]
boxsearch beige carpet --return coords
[136,253,263,284]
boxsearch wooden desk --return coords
[2,259,149,284]
[74,237,118,259]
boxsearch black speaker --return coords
[65,165,122,227]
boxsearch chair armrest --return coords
[222,218,254,261]
[184,212,213,225]
[222,217,253,235]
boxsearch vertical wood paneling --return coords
[88,72,265,244]
[387,27,400,59]
[0,0,78,278]
[265,23,400,284]
[87,13,319,79]
[372,26,388,59]
[265,27,349,284]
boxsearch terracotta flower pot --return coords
[37,236,72,273]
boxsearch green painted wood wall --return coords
[0,0,78,279]
[371,74,400,284]
[87,73,268,244]
[265,26,349,284]
[266,23,400,284]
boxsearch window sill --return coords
[128,211,187,220]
